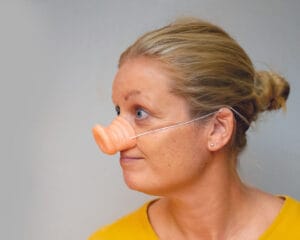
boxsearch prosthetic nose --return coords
[92,116,136,155]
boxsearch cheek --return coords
[138,127,205,170]
[126,127,209,195]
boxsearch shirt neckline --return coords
[142,196,292,239]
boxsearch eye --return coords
[135,108,148,120]
[115,105,120,116]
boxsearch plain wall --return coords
[1,0,299,239]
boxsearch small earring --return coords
[210,143,215,147]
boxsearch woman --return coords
[89,18,300,239]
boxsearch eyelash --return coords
[115,105,120,116]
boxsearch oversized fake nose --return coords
[92,116,137,155]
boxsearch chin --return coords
[122,171,172,197]
[122,171,151,193]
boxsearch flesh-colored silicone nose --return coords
[92,116,136,155]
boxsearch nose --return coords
[92,116,137,155]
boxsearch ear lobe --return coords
[207,108,235,152]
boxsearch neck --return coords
[150,152,255,240]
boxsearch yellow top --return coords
[89,196,300,240]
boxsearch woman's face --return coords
[112,57,210,196]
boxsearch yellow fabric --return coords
[89,196,300,240]
[89,202,158,240]
[259,196,300,239]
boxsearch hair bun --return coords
[254,71,290,112]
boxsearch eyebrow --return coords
[124,90,141,101]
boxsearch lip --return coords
[120,154,143,164]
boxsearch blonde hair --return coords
[119,18,290,152]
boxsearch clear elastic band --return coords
[130,106,249,139]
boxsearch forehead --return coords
[112,57,174,101]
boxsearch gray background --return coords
[1,0,299,239]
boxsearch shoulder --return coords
[260,196,300,239]
[88,201,158,240]
[276,196,300,224]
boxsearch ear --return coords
[207,108,235,152]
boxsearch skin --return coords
[112,57,284,240]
